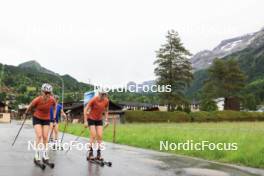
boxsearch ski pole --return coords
[12,114,27,146]
[65,128,86,154]
[103,122,109,129]
[60,115,69,143]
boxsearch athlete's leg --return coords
[54,123,59,140]
[35,124,43,145]
[49,122,54,141]
[95,125,103,146]
[89,125,97,145]
[42,125,50,145]
[95,125,103,160]
[34,124,42,160]
[42,125,50,159]
[88,125,96,159]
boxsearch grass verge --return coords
[59,122,264,168]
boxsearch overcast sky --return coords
[0,0,263,86]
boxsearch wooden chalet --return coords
[63,100,124,123]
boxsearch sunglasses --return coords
[44,92,51,95]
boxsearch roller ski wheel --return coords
[34,158,46,170]
[87,158,104,167]
[99,158,112,167]
[103,161,112,167]
[42,158,55,169]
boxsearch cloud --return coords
[0,0,263,85]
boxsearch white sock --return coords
[34,148,40,160]
[42,148,49,159]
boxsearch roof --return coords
[118,101,157,108]
[63,100,123,111]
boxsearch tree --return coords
[18,85,27,93]
[242,94,257,110]
[206,59,246,98]
[202,59,246,110]
[154,30,193,111]
[224,59,246,97]
[0,92,6,101]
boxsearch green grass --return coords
[59,122,264,168]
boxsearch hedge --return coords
[124,110,264,123]
[124,111,191,123]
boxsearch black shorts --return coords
[32,116,50,126]
[88,119,103,126]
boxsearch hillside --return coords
[18,60,57,75]
[186,36,264,102]
[0,61,160,107]
[0,61,93,105]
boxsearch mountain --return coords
[126,80,155,92]
[0,61,93,104]
[18,60,57,75]
[0,61,158,106]
[187,27,264,101]
[191,27,264,70]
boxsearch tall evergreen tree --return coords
[154,30,193,111]
[202,59,246,109]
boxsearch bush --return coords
[176,106,183,111]
[190,111,213,122]
[200,99,218,111]
[124,110,264,123]
[183,106,191,113]
[124,110,191,123]
[191,111,264,122]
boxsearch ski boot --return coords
[87,148,94,161]
[42,150,50,161]
[34,151,46,170]
[42,150,55,168]
[96,149,104,161]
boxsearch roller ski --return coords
[33,152,46,170]
[42,151,55,168]
[87,158,105,167]
[96,149,112,167]
[86,149,104,167]
[34,159,46,170]
[42,158,55,169]
[102,160,112,167]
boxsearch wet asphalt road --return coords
[1,121,264,176]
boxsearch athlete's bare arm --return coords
[83,104,91,126]
[104,106,109,124]
[25,102,34,115]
